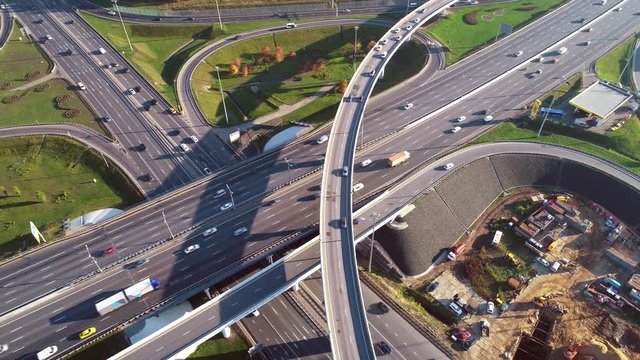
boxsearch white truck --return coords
[95,278,160,316]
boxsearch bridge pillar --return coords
[204,288,212,299]
[380,65,385,80]
[222,326,231,338]
[252,309,260,317]
[292,281,300,292]
[267,254,273,264]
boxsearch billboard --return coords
[229,130,241,143]
[29,221,46,243]
[530,99,542,117]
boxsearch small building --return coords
[627,273,640,292]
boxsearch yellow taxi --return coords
[79,327,96,340]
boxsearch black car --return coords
[426,281,440,292]
[142,174,153,182]
[462,337,478,350]
[35,19,44,24]
[67,19,75,24]
[134,85,141,92]
[143,104,151,111]
[149,98,158,105]
[126,258,149,269]
[153,17,162,21]
[378,341,392,354]
[122,68,130,74]
[234,34,244,40]
[64,49,72,56]
[378,302,389,313]
[186,17,194,21]
[139,143,147,151]
[111,62,119,67]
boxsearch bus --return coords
[539,107,564,118]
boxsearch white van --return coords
[98,47,107,54]
[37,346,58,360]
[557,47,568,55]
[491,230,503,246]
[550,261,561,272]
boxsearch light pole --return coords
[161,211,175,239]
[618,57,632,86]
[213,0,224,31]
[537,76,566,137]
[111,0,133,52]
[85,245,103,273]
[215,66,230,125]
[284,157,292,185]
[353,26,359,76]
[226,184,236,211]
[368,212,380,272]
[405,0,410,15]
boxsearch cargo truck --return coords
[387,151,410,167]
[95,278,160,316]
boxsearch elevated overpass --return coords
[112,142,640,360]
[319,1,456,358]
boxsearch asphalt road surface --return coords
[112,141,639,360]
[0,0,638,357]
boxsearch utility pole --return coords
[353,26,359,76]
[368,212,380,272]
[618,57,632,87]
[226,184,236,211]
[284,157,292,185]
[85,245,103,273]
[215,66,230,125]
[537,76,566,137]
[112,0,133,52]
[213,0,224,31]
[161,211,175,239]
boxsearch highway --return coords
[6,0,238,197]
[0,3,11,48]
[112,141,639,360]
[0,0,638,357]
[319,1,455,358]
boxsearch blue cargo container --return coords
[605,278,621,290]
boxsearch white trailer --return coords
[95,292,128,316]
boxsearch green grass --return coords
[193,86,246,126]
[425,0,567,64]
[0,136,142,258]
[0,20,52,91]
[473,121,640,175]
[229,87,277,119]
[596,35,636,88]
[187,333,249,360]
[0,79,109,137]
[67,332,129,360]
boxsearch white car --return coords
[451,126,462,133]
[213,189,226,198]
[483,115,494,122]
[380,51,388,59]
[535,257,550,267]
[394,35,402,41]
[455,116,466,123]
[368,70,376,77]
[203,167,212,175]
[392,28,401,33]
[184,244,200,254]
[202,227,217,236]
[0,5,5,9]
[98,47,107,54]
[180,143,190,152]
[443,163,455,170]
[380,39,388,45]
[449,301,463,316]
[405,25,412,31]
[584,40,592,46]
[317,135,328,144]
[127,88,136,95]
[360,159,372,167]
[45,34,52,40]
[514,50,523,57]
[486,301,495,314]
[352,183,364,192]
[107,10,116,15]
[412,18,421,23]
[220,202,233,211]
[37,346,58,360]
[374,45,382,51]
[0,344,8,353]
[190,135,199,143]
[233,227,248,236]
[403,103,414,110]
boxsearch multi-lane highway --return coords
[112,141,640,360]
[319,1,455,358]
[0,3,11,48]
[0,0,638,357]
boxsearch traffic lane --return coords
[127,241,322,360]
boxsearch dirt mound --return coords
[463,10,478,25]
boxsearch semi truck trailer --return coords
[95,278,160,316]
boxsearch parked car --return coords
[426,281,439,292]
[535,256,550,267]
[184,244,200,254]
[203,167,212,175]
[449,301,463,316]
[486,301,495,314]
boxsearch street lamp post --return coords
[213,0,224,31]
[226,184,236,211]
[353,26,359,76]
[284,157,292,185]
[537,76,566,137]
[215,66,230,125]
[161,211,175,239]
[85,245,103,273]
[618,57,632,86]
[368,212,380,272]
[111,0,133,52]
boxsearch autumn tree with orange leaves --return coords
[275,46,285,63]
[240,64,249,77]
[337,80,347,93]
[289,49,296,58]
[228,63,239,75]
[262,46,272,59]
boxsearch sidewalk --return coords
[632,36,640,92]
[215,82,335,139]
[10,68,60,91]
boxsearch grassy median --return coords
[596,34,637,88]
[424,0,567,65]
[0,20,52,91]
[0,136,142,258]
[188,332,249,359]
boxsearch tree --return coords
[240,64,249,77]
[274,46,285,63]
[36,191,47,203]
[262,46,271,58]
[0,186,6,197]
[367,40,376,51]
[12,186,21,197]
[337,80,348,93]
[288,49,296,58]
[232,57,241,67]
[228,63,239,75]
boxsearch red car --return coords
[552,58,559,64]
[103,246,117,257]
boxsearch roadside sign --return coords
[29,221,46,243]
[229,130,241,143]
